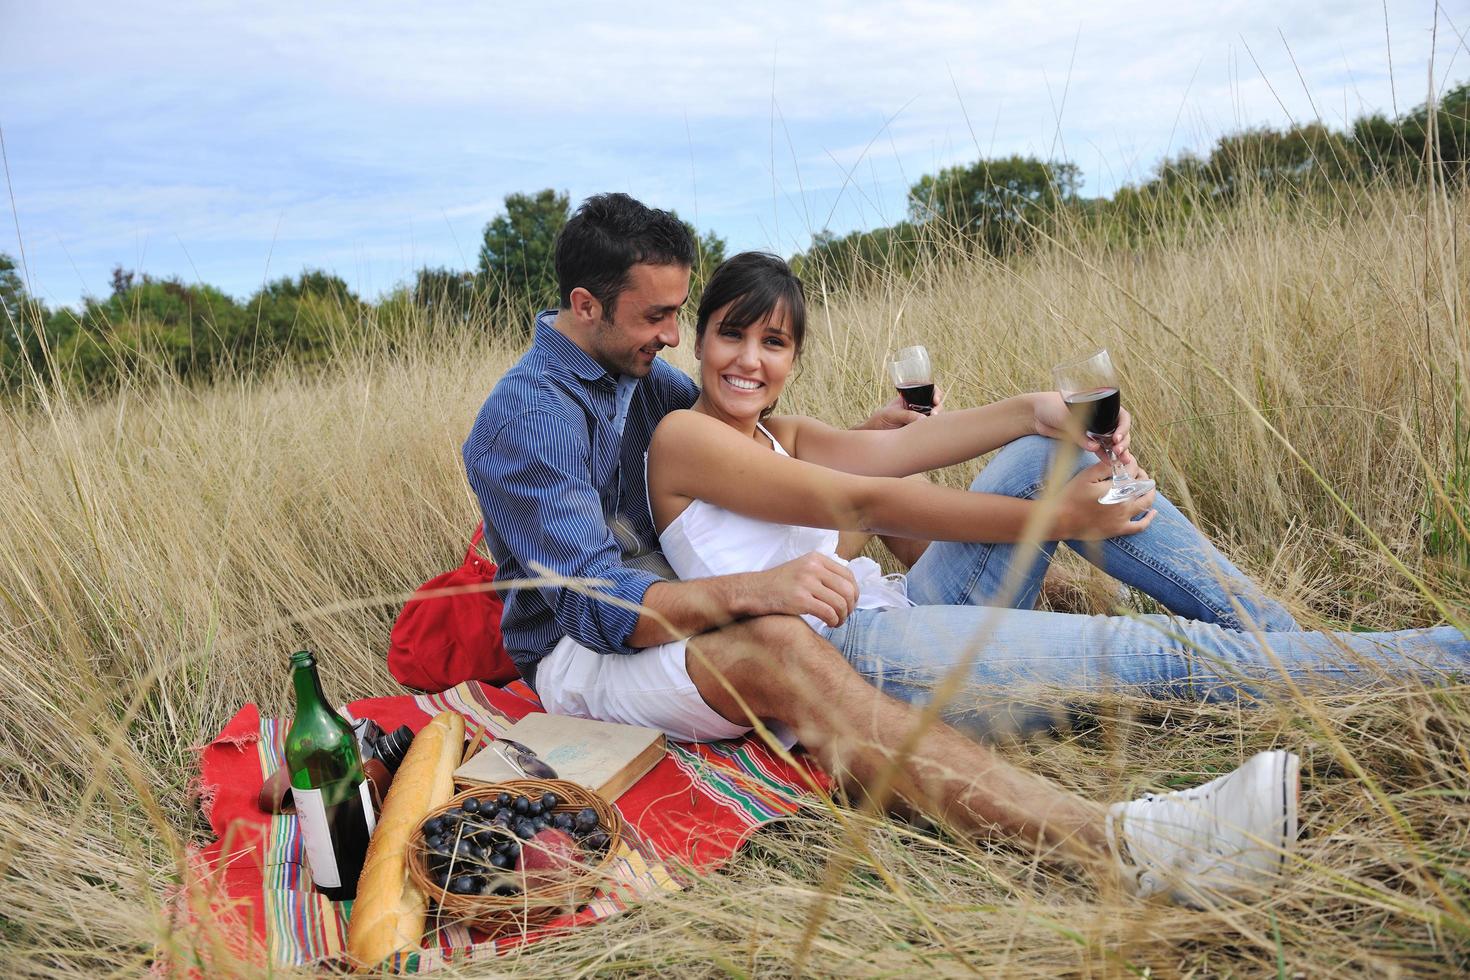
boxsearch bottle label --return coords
[294,787,341,888]
[294,781,376,890]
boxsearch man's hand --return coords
[636,552,859,646]
[856,388,946,430]
[1031,390,1134,463]
[744,552,860,627]
[1055,459,1157,540]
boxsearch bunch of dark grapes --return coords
[418,791,611,897]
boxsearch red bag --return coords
[387,524,518,692]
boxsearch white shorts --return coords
[535,636,795,747]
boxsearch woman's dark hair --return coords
[554,193,695,317]
[694,251,807,353]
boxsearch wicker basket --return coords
[405,780,624,936]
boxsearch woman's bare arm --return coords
[781,392,1136,479]
[784,396,1037,477]
[836,473,935,567]
[647,409,1155,546]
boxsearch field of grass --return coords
[1,183,1468,976]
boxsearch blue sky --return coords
[1,1,1464,310]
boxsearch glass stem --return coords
[1097,432,1128,487]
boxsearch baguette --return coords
[347,709,464,970]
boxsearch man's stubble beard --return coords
[597,313,656,378]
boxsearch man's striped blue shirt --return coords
[462,311,697,687]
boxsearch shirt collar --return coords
[534,309,616,384]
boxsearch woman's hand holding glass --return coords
[1030,390,1134,463]
[1056,457,1157,539]
[859,387,946,430]
[1051,348,1155,505]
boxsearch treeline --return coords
[794,80,1469,287]
[2,81,1464,394]
[0,189,725,394]
[1,259,367,392]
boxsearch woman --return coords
[646,252,1468,721]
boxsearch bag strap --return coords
[464,523,487,566]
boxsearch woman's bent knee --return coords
[970,434,1074,498]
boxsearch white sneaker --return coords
[1107,750,1300,907]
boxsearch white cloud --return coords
[1,0,1462,307]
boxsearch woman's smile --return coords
[721,374,765,392]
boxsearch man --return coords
[464,192,1308,907]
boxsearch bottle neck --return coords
[284,652,362,796]
[292,659,331,718]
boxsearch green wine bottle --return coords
[284,650,376,901]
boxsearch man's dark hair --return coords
[554,193,695,316]
[695,251,807,353]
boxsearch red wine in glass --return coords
[1052,351,1153,505]
[888,346,934,415]
[1064,386,1120,435]
[896,381,936,413]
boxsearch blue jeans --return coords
[820,436,1469,732]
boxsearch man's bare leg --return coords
[683,614,1109,870]
[684,615,1301,906]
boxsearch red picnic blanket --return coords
[188,680,829,972]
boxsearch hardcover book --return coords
[455,713,667,803]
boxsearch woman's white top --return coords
[654,422,912,632]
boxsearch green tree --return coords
[67,275,250,385]
[477,189,570,317]
[2,253,34,323]
[1354,80,1469,184]
[109,265,135,298]
[1106,123,1359,244]
[791,221,927,293]
[1199,123,1356,197]
[242,269,361,367]
[1,253,38,386]
[19,266,363,391]
[796,160,1077,287]
[908,155,1081,254]
[412,266,479,323]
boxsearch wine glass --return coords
[887,345,935,415]
[1051,348,1155,504]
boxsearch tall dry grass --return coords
[1,183,1468,977]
